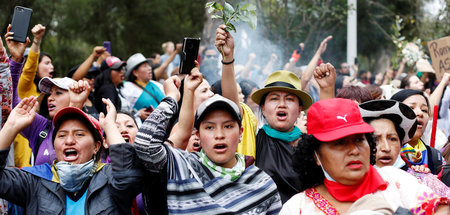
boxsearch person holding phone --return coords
[4,24,34,170]
[18,24,53,99]
[133,78,282,214]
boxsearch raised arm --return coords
[394,58,407,80]
[19,24,44,99]
[429,73,450,116]
[29,24,45,57]
[154,43,181,80]
[239,52,256,79]
[168,65,203,149]
[0,97,38,150]
[262,53,278,76]
[314,63,337,100]
[99,98,125,146]
[284,42,304,72]
[134,76,180,172]
[0,97,38,205]
[69,80,92,109]
[72,46,106,81]
[216,24,242,114]
[301,36,332,90]
[5,25,28,107]
[5,25,29,63]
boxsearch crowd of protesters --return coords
[0,19,448,215]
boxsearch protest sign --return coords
[427,36,450,79]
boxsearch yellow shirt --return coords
[237,103,257,158]
[135,80,148,88]
[18,49,40,98]
[16,49,38,167]
[14,134,31,167]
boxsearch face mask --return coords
[374,154,406,169]
[56,159,95,192]
[393,154,406,169]
[315,151,336,182]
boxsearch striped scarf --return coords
[199,149,245,181]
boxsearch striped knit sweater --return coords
[134,97,282,215]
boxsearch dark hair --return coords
[34,52,53,92]
[239,80,259,103]
[365,85,383,100]
[400,74,414,89]
[39,94,51,119]
[335,75,346,95]
[336,86,372,103]
[201,46,218,57]
[211,80,222,95]
[94,69,123,115]
[52,113,103,162]
[127,63,146,83]
[150,53,159,59]
[441,136,450,162]
[117,110,138,128]
[363,115,404,144]
[391,89,430,109]
[293,133,377,192]
[95,69,114,88]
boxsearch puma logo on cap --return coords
[337,114,347,123]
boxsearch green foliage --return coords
[1,0,448,75]
[254,0,348,64]
[1,0,206,77]
[205,1,257,32]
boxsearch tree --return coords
[1,0,206,77]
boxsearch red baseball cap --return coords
[100,56,126,71]
[307,98,374,142]
[53,107,103,142]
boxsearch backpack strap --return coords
[133,81,160,105]
[33,121,51,163]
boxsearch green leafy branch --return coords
[205,1,257,57]
[390,16,424,68]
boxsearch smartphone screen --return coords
[179,38,201,74]
[103,41,111,54]
[11,6,33,43]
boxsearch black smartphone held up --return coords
[179,37,200,74]
[10,6,33,43]
[103,41,111,54]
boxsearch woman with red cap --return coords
[0,97,142,214]
[281,98,449,214]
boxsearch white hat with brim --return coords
[126,53,147,78]
[38,77,76,95]
[416,59,435,73]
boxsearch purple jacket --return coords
[11,58,56,165]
